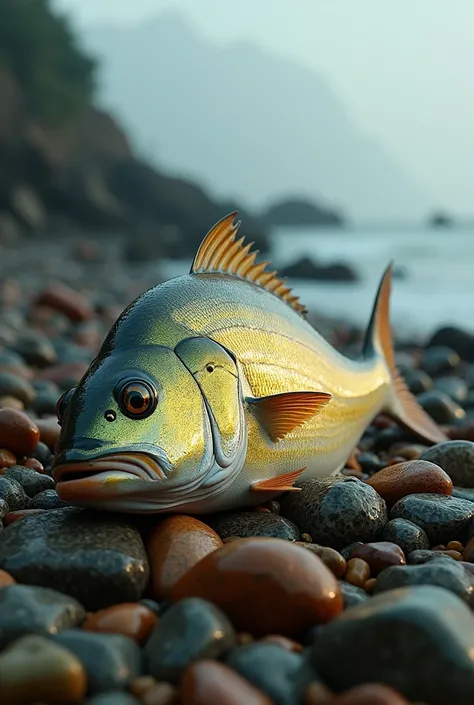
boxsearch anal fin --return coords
[251,467,306,492]
[247,390,332,442]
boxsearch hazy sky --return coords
[54,0,474,216]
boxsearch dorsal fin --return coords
[191,212,308,316]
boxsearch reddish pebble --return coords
[344,558,371,587]
[35,417,61,451]
[449,421,474,442]
[0,569,16,587]
[142,682,177,705]
[4,509,49,524]
[441,550,462,560]
[82,603,157,644]
[0,409,39,456]
[254,506,272,513]
[296,542,347,578]
[24,457,44,473]
[333,683,410,704]
[350,542,406,575]
[364,577,377,593]
[170,537,343,637]
[387,456,408,466]
[0,449,17,470]
[34,282,94,322]
[147,515,223,600]
[180,660,273,705]
[261,634,303,652]
[366,460,452,507]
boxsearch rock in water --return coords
[311,585,474,705]
[0,507,149,610]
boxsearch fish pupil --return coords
[129,392,146,410]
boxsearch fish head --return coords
[52,338,247,512]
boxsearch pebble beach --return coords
[1,240,474,705]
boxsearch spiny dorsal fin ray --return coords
[191,212,308,316]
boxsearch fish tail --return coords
[363,263,448,444]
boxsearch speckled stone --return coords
[420,441,474,488]
[3,465,55,497]
[389,494,474,544]
[338,581,369,609]
[27,488,70,509]
[208,511,300,541]
[279,477,387,550]
[406,550,456,565]
[380,519,430,554]
[453,487,474,502]
[0,476,28,512]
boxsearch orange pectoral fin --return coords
[251,467,306,492]
[247,390,332,442]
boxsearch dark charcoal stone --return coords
[402,369,433,395]
[338,580,369,609]
[389,493,474,544]
[0,372,36,405]
[144,597,235,683]
[421,346,461,377]
[0,507,149,610]
[406,550,456,565]
[14,331,58,367]
[420,441,474,488]
[31,441,54,467]
[208,511,300,540]
[279,477,387,550]
[356,453,385,474]
[380,518,430,554]
[416,390,465,425]
[0,476,28,512]
[4,465,55,498]
[428,327,474,363]
[33,390,61,416]
[226,642,318,705]
[28,488,70,509]
[0,584,85,649]
[52,630,142,694]
[311,585,474,705]
[434,377,468,405]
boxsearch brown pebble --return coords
[350,542,406,575]
[304,681,335,704]
[261,634,303,652]
[147,514,223,600]
[4,509,49,524]
[236,632,254,645]
[463,535,474,562]
[387,456,407,466]
[129,676,158,696]
[389,444,427,461]
[364,577,377,593]
[23,457,44,473]
[0,448,17,469]
[37,362,89,387]
[34,282,94,323]
[441,549,462,560]
[141,682,178,705]
[344,558,371,587]
[448,421,474,442]
[447,540,464,552]
[0,409,40,456]
[0,634,86,705]
[170,537,343,637]
[373,415,394,429]
[180,660,273,705]
[0,568,16,587]
[35,417,61,451]
[333,683,410,704]
[296,542,347,578]
[345,454,362,471]
[301,533,313,543]
[254,506,272,513]
[0,396,25,411]
[82,603,157,644]
[366,459,452,507]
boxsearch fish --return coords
[52,212,447,513]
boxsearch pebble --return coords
[34,282,94,322]
[406,549,454,565]
[0,584,85,649]
[0,507,150,610]
[311,585,474,705]
[402,368,433,395]
[147,515,223,600]
[0,634,87,705]
[416,390,465,424]
[279,477,388,550]
[420,345,460,376]
[338,581,369,608]
[0,476,28,512]
[14,330,58,367]
[27,488,70,509]
[261,635,303,652]
[83,603,157,644]
[389,493,474,544]
[0,568,16,586]
[0,449,17,469]
[332,684,410,704]
[380,518,430,555]
[428,326,474,363]
[35,417,61,450]
[83,694,140,705]
[0,408,39,456]
[0,372,35,406]
[453,486,474,502]
[349,542,406,575]
[295,543,347,578]
[143,597,235,683]
[374,556,474,606]
[52,629,142,693]
[208,511,300,540]
[366,459,452,506]
[344,558,371,587]
[420,440,474,487]
[226,642,318,705]
[356,452,384,474]
[434,376,468,404]
[180,659,273,705]
[170,537,343,637]
[3,465,55,497]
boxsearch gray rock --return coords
[279,477,387,550]
[421,346,460,377]
[0,371,36,405]
[0,476,28,513]
[390,493,474,544]
[208,511,300,540]
[0,584,85,649]
[338,581,369,609]
[407,550,454,565]
[420,441,474,487]
[453,486,474,502]
[52,630,141,694]
[380,518,430,554]
[28,488,70,509]
[0,507,149,610]
[311,585,474,705]
[84,694,140,705]
[226,642,318,705]
[374,557,474,607]
[434,376,468,404]
[14,331,58,367]
[144,597,235,683]
[4,465,55,498]
[416,390,465,425]
[402,368,433,395]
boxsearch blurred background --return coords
[1,0,473,349]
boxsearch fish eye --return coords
[56,388,76,426]
[117,379,158,420]
[206,364,215,373]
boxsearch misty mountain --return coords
[83,12,432,221]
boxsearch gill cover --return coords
[175,337,245,468]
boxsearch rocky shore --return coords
[0,245,474,705]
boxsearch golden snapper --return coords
[52,213,447,513]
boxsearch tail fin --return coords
[363,263,448,444]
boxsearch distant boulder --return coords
[280,256,358,282]
[261,198,345,227]
[428,211,454,228]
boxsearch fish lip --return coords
[53,452,166,484]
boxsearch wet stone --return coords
[0,372,35,406]
[434,376,468,404]
[356,452,385,474]
[420,441,474,487]
[453,486,474,502]
[366,459,452,507]
[83,693,140,705]
[33,389,61,416]
[421,345,461,377]
[349,542,406,575]
[374,557,474,607]
[83,603,157,644]
[52,629,142,694]
[28,488,70,509]
[389,493,474,544]
[0,475,28,512]
[338,581,369,609]
[279,477,388,550]
[180,660,273,705]
[14,330,58,367]
[416,390,465,424]
[406,549,455,565]
[0,584,85,649]
[3,465,55,497]
[226,642,318,705]
[144,597,236,683]
[380,519,430,554]
[311,585,474,705]
[402,368,433,395]
[0,408,40,456]
[0,507,149,610]
[208,511,300,541]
